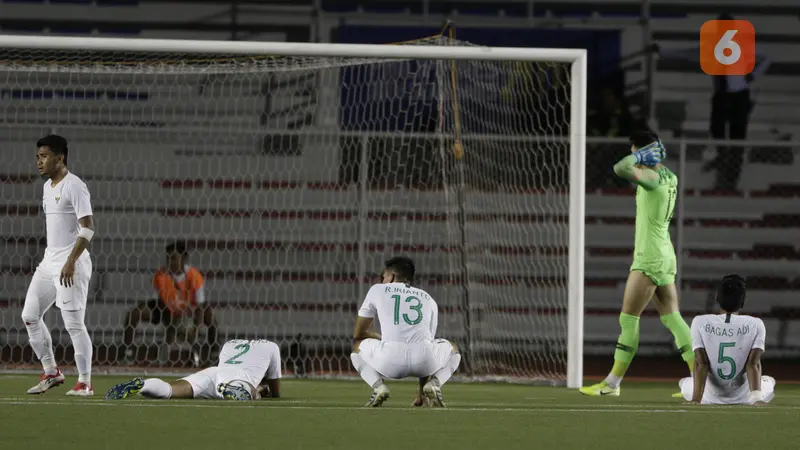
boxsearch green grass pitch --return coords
[1,375,798,450]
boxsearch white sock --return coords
[350,352,382,388]
[61,309,92,383]
[141,378,172,399]
[23,318,57,374]
[604,374,623,389]
[433,353,461,386]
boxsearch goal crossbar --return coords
[0,34,586,62]
[0,34,586,389]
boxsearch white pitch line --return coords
[0,399,771,414]
[0,397,691,408]
[1,397,792,410]
[0,395,311,405]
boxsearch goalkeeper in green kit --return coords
[580,131,694,396]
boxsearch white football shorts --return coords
[358,338,455,379]
[181,367,253,399]
[679,375,776,405]
[25,251,92,313]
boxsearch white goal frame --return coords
[0,34,586,389]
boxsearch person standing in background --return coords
[704,13,771,191]
[587,85,638,188]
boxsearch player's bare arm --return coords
[353,316,381,350]
[411,376,432,407]
[257,378,281,399]
[689,348,709,404]
[746,348,766,406]
[60,215,94,287]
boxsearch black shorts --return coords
[145,299,174,326]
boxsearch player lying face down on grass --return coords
[681,275,775,406]
[105,339,281,401]
[351,256,461,408]
[580,131,694,397]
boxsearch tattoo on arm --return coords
[692,348,709,403]
[68,215,95,262]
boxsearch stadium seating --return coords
[1,0,799,363]
[2,0,798,140]
[2,137,799,356]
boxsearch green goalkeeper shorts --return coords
[630,258,677,286]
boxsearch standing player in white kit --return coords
[680,274,776,405]
[25,135,96,396]
[351,256,461,407]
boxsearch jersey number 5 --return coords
[224,343,251,365]
[717,342,737,380]
[392,295,423,326]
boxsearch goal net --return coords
[0,35,585,386]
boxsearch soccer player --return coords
[580,131,694,396]
[351,256,461,407]
[106,339,281,401]
[25,135,96,396]
[680,275,775,405]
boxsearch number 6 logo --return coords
[700,20,755,75]
[714,30,741,65]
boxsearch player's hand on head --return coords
[60,260,76,287]
[633,141,664,167]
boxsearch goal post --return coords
[0,35,585,388]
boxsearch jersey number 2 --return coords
[392,295,423,326]
[717,342,736,380]
[224,343,251,365]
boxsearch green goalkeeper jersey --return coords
[633,166,678,264]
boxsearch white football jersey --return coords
[42,172,93,256]
[217,339,282,387]
[358,282,439,344]
[691,314,766,399]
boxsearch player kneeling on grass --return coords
[681,275,775,406]
[106,339,281,401]
[351,256,461,408]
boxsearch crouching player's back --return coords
[351,256,461,408]
[681,275,775,405]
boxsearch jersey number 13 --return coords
[392,295,423,326]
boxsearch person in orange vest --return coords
[122,241,218,365]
